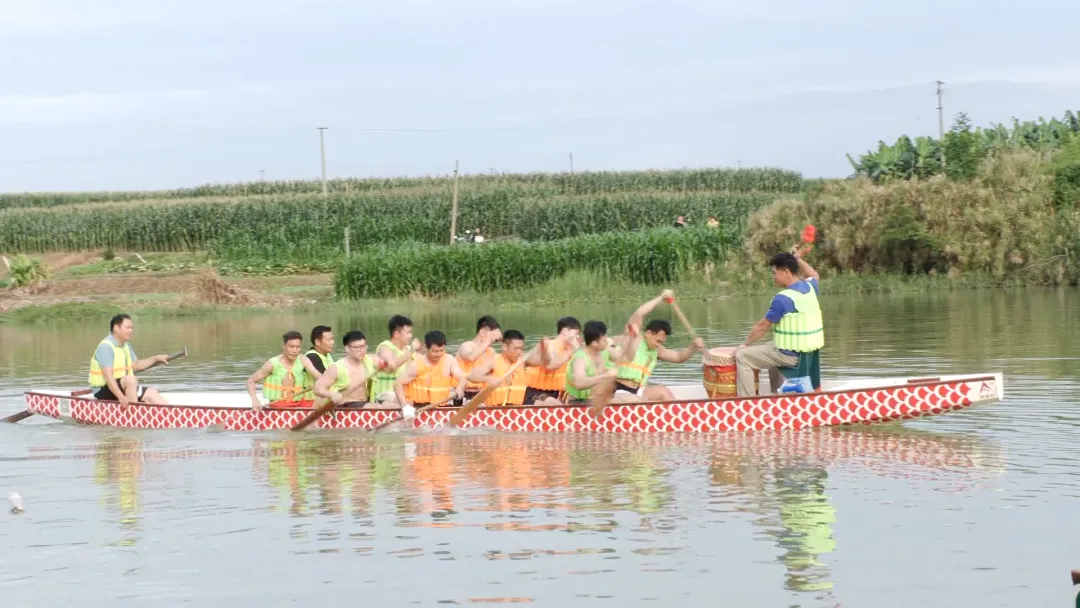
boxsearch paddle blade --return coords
[802,224,816,244]
[290,400,336,431]
[1,410,33,424]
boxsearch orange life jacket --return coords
[403,355,456,405]
[484,353,528,406]
[526,338,573,391]
[457,344,495,392]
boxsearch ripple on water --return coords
[2,290,1080,606]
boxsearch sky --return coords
[2,0,1080,192]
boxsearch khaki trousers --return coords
[735,342,798,397]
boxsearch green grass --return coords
[58,252,210,277]
[0,267,1033,325]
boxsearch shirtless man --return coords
[247,330,322,411]
[455,315,502,401]
[313,330,381,408]
[612,290,705,401]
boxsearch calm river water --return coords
[1,289,1078,607]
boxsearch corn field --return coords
[0,189,775,255]
[334,226,735,299]
[0,167,803,211]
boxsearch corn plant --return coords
[333,226,736,299]
[0,167,803,211]
[0,190,771,255]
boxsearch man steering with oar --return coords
[89,313,173,406]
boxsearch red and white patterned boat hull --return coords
[20,373,1003,433]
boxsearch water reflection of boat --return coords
[19,427,1003,474]
[22,372,1004,431]
[70,428,999,603]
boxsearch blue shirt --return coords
[94,335,136,369]
[765,278,820,356]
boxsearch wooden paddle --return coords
[2,347,187,424]
[588,324,638,419]
[448,343,541,428]
[289,360,381,431]
[370,395,454,432]
[664,295,699,342]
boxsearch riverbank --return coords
[0,260,1041,325]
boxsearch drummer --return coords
[612,290,704,401]
[735,250,822,396]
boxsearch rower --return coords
[370,315,424,404]
[524,316,581,405]
[88,313,171,406]
[612,290,705,401]
[456,315,502,401]
[350,332,387,403]
[313,330,379,408]
[394,330,468,411]
[466,330,540,407]
[735,251,822,396]
[246,330,322,411]
[563,321,620,405]
[300,325,335,393]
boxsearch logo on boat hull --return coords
[57,398,72,418]
[967,380,997,402]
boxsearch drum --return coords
[702,347,737,398]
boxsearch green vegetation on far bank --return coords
[5,107,1080,312]
[0,167,791,256]
[0,167,804,211]
[1,265,1050,325]
[334,226,733,299]
[747,148,1080,287]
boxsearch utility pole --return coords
[449,160,460,245]
[569,152,574,173]
[935,81,946,169]
[317,127,328,196]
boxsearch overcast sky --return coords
[2,0,1079,192]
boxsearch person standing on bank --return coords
[88,314,172,406]
[735,251,822,396]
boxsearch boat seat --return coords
[778,349,821,390]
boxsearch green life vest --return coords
[301,349,334,391]
[616,340,658,386]
[564,349,614,401]
[329,359,352,393]
[88,337,135,387]
[370,340,406,397]
[263,355,306,401]
[773,284,825,352]
[362,355,377,401]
